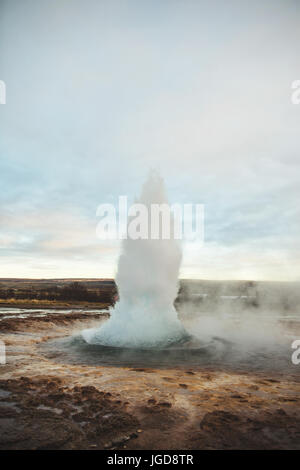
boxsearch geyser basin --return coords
[40,326,294,371]
[40,334,233,368]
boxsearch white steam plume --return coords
[82,171,187,347]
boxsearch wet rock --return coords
[0,378,139,450]
[158,401,172,408]
[147,398,156,404]
[179,383,188,389]
[200,411,240,430]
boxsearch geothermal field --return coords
[0,175,299,450]
[1,0,300,458]
[0,283,300,450]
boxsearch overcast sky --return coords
[0,0,299,280]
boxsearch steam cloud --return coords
[82,171,187,347]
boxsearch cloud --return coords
[0,0,299,279]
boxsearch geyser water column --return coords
[82,171,187,348]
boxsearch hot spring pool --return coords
[39,330,295,372]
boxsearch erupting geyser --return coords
[82,171,187,348]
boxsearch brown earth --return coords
[0,311,299,450]
[0,300,111,309]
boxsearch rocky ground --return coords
[0,311,299,450]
